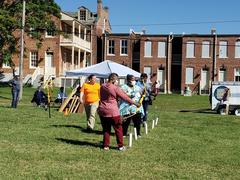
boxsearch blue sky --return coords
[55,0,240,34]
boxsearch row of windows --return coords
[141,65,240,85]
[186,40,240,58]
[108,39,240,59]
[185,67,240,84]
[108,40,128,55]
[108,40,167,58]
[144,41,166,58]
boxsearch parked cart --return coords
[211,81,240,115]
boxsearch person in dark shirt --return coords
[9,76,20,108]
[31,87,47,107]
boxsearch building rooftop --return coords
[107,33,240,37]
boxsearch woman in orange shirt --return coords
[80,74,100,130]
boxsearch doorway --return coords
[157,69,165,92]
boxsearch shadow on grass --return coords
[51,124,104,135]
[0,95,11,100]
[56,138,102,149]
[179,108,217,114]
[0,105,10,107]
[56,138,118,150]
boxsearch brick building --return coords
[0,0,110,87]
[105,31,240,94]
[2,0,240,95]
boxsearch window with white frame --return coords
[235,41,240,58]
[219,69,226,81]
[158,41,166,58]
[219,41,228,58]
[186,41,195,58]
[201,41,210,58]
[144,41,152,57]
[186,67,194,84]
[234,68,240,81]
[80,10,86,21]
[120,39,128,55]
[108,40,115,55]
[30,51,38,68]
[46,30,55,37]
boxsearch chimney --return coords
[103,6,109,19]
[104,6,109,11]
[142,29,146,35]
[211,28,216,35]
[97,0,103,17]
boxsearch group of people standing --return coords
[8,72,156,151]
[80,73,155,151]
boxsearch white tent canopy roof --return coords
[65,60,141,78]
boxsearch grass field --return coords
[0,87,240,179]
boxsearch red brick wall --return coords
[105,34,240,94]
[1,16,61,77]
[91,27,99,65]
[92,1,111,65]
[216,37,240,81]
[140,36,168,75]
[105,35,132,67]
[181,36,240,93]
[106,35,168,76]
[182,36,214,93]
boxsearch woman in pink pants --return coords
[98,73,140,151]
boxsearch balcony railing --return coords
[60,34,91,51]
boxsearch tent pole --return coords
[63,75,67,104]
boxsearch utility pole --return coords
[211,28,217,82]
[19,0,26,100]
[102,18,106,62]
[166,33,174,94]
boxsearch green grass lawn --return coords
[0,87,240,179]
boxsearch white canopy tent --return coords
[61,60,141,109]
[65,60,141,78]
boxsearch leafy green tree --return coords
[0,0,61,67]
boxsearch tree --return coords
[0,8,18,66]
[0,0,61,67]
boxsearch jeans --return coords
[142,100,149,122]
[11,90,19,108]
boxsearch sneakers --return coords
[103,147,109,151]
[138,135,142,138]
[118,146,127,151]
[103,146,127,151]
